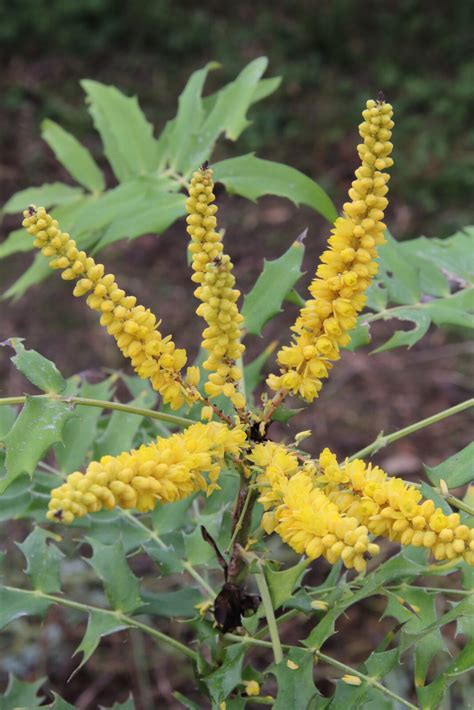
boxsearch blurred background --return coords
[1,1,473,707]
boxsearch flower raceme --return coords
[47,422,246,523]
[267,97,394,402]
[186,167,246,410]
[22,206,194,410]
[318,449,474,566]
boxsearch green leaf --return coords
[265,559,309,610]
[74,609,127,672]
[270,648,319,710]
[242,236,305,336]
[372,307,431,352]
[0,405,17,439]
[95,193,185,250]
[0,587,51,630]
[81,80,159,181]
[272,404,304,424]
[17,527,64,593]
[1,396,73,492]
[213,154,337,223]
[55,376,115,473]
[4,338,66,393]
[41,119,105,192]
[0,229,33,260]
[141,587,202,618]
[167,61,220,173]
[106,698,136,710]
[425,442,474,487]
[95,388,156,458]
[48,693,78,709]
[378,233,421,305]
[3,182,84,214]
[0,675,46,710]
[2,252,55,301]
[203,643,245,704]
[86,538,142,614]
[151,497,194,535]
[416,642,474,710]
[303,606,340,650]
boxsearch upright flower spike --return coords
[186,166,246,411]
[47,421,247,523]
[22,206,193,410]
[250,441,380,571]
[318,448,474,566]
[267,96,394,402]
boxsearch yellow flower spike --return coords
[22,205,190,410]
[318,449,474,566]
[186,166,246,411]
[47,421,247,523]
[267,96,394,402]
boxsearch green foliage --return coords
[0,58,335,300]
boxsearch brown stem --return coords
[262,387,288,423]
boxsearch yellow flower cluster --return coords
[47,422,246,523]
[318,449,474,565]
[22,206,193,410]
[267,97,394,401]
[250,442,379,571]
[186,167,245,410]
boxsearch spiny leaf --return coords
[17,527,64,593]
[213,154,337,223]
[2,182,84,214]
[265,558,309,610]
[425,442,474,488]
[73,609,127,673]
[1,396,74,492]
[86,538,142,614]
[41,119,105,192]
[372,308,431,352]
[0,587,51,630]
[4,338,66,393]
[242,236,306,336]
[141,587,202,618]
[81,80,159,181]
[203,643,245,704]
[270,647,320,710]
[0,675,47,710]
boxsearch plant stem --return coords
[4,585,197,661]
[0,395,194,428]
[314,649,419,710]
[350,398,474,461]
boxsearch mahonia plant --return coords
[2,92,473,710]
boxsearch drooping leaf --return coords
[242,236,306,336]
[81,80,159,181]
[3,182,84,214]
[0,675,46,710]
[41,119,105,192]
[55,376,115,473]
[1,396,73,492]
[213,154,337,223]
[73,609,127,673]
[17,527,64,593]
[4,338,66,393]
[270,648,319,710]
[424,442,474,488]
[203,643,245,704]
[86,538,142,614]
[265,559,309,610]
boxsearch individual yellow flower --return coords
[186,167,246,410]
[267,96,394,402]
[47,422,246,523]
[318,449,474,566]
[243,680,260,696]
[22,206,191,410]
